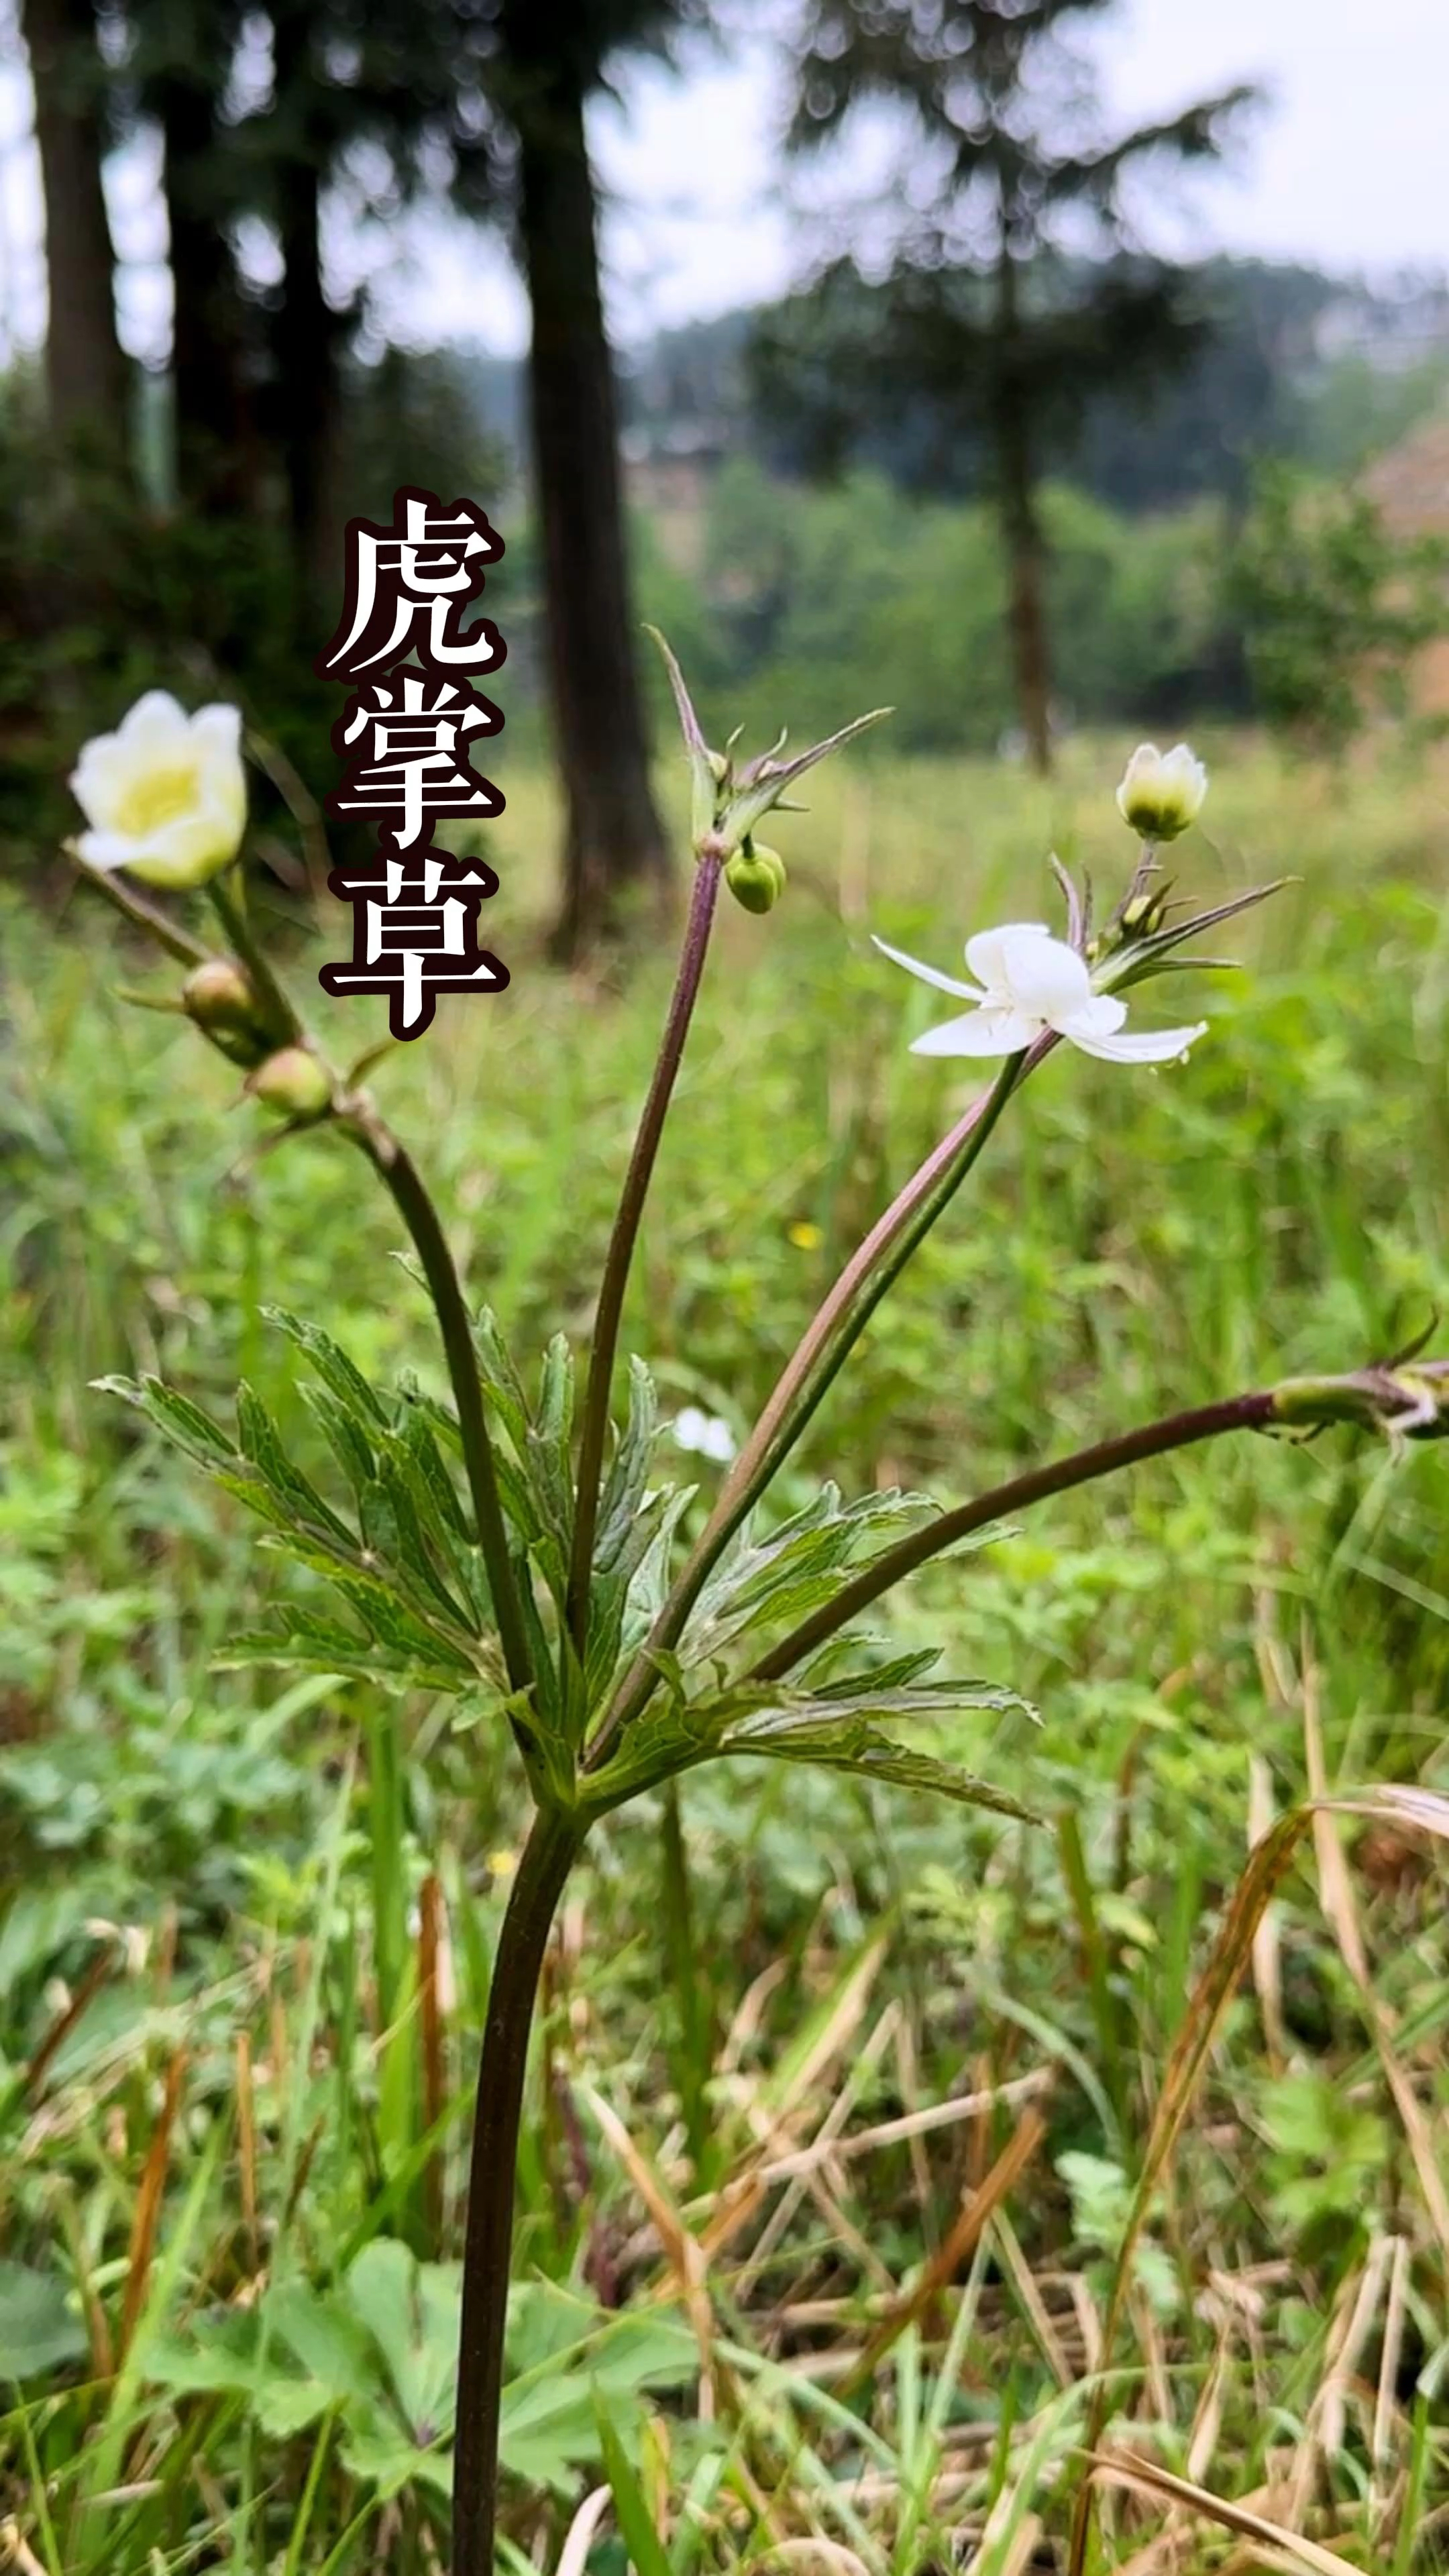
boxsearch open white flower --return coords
[1115,741,1208,843]
[69,691,247,890]
[672,1406,737,1464]
[874,922,1207,1065]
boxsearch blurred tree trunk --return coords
[21,0,128,451]
[501,5,671,957]
[272,7,341,612]
[156,65,255,513]
[993,248,1051,775]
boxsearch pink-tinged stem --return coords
[566,851,725,1658]
[588,1038,1049,1766]
[749,1388,1280,1684]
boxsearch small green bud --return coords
[1119,882,1172,939]
[724,843,787,915]
[245,1045,333,1124]
[182,957,272,1065]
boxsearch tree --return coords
[128,1,260,514]
[1227,462,1449,757]
[19,0,129,454]
[770,0,1254,769]
[491,0,692,957]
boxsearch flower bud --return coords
[244,1046,333,1124]
[725,843,787,915]
[182,957,272,1065]
[1115,743,1208,843]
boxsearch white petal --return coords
[73,828,134,873]
[121,811,239,888]
[1054,993,1128,1042]
[1065,1018,1208,1065]
[191,703,243,751]
[963,922,1051,996]
[872,934,983,1003]
[910,1005,1042,1057]
[119,690,191,745]
[994,930,1092,1022]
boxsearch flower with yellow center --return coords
[69,691,248,890]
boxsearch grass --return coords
[3,727,1449,2571]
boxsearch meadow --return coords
[3,729,1449,2571]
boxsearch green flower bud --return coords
[725,843,787,915]
[182,957,272,1065]
[1115,743,1208,843]
[245,1045,333,1124]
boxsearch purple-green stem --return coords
[566,850,725,1655]
[451,1803,582,2576]
[747,1388,1281,1684]
[586,1040,1044,1767]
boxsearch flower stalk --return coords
[588,1044,1037,1763]
[748,1361,1449,1684]
[567,847,725,1654]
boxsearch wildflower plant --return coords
[66,653,1449,2576]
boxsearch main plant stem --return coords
[749,1388,1280,1683]
[566,851,724,1653]
[453,1804,582,2576]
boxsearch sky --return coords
[1,0,1447,369]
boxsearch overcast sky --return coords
[1,0,1446,369]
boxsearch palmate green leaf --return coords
[95,1373,237,1470]
[300,1382,377,1497]
[686,1484,936,1656]
[527,1333,576,1552]
[395,1407,470,1544]
[794,1642,945,1694]
[314,1568,478,1672]
[225,1481,480,1670]
[472,1313,584,1572]
[585,1479,692,1710]
[215,1617,473,1696]
[596,1356,660,1576]
[471,1305,532,1455]
[236,1381,356,1547]
[585,1673,1036,1821]
[261,1305,389,1429]
[715,1695,1039,1823]
[618,1483,699,1639]
[360,1464,473,1632]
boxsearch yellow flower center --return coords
[114,764,199,835]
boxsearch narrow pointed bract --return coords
[647,625,890,860]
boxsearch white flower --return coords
[873,922,1208,1066]
[672,1406,737,1464]
[1115,741,1208,843]
[69,691,247,890]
